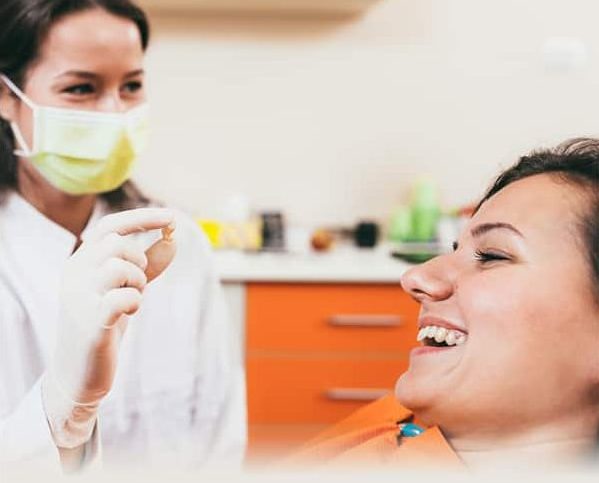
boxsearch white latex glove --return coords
[41,208,177,450]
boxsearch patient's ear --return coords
[0,84,19,123]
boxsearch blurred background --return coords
[135,0,597,227]
[132,0,597,463]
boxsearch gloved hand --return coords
[42,208,177,450]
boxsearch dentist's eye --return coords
[63,83,94,95]
[474,249,510,263]
[122,81,143,94]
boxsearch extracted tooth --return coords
[434,327,447,343]
[445,331,457,346]
[417,328,427,342]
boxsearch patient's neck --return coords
[447,416,598,469]
[454,436,594,469]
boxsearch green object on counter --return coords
[389,206,412,242]
[412,179,440,241]
[391,251,438,263]
[390,178,441,243]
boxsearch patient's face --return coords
[396,173,599,439]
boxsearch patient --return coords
[291,137,599,470]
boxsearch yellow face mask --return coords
[1,74,148,195]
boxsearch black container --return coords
[354,221,380,248]
[260,212,286,251]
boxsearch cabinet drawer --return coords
[247,355,408,424]
[246,283,419,353]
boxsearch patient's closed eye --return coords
[474,249,510,263]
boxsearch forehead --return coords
[472,174,587,242]
[33,8,143,76]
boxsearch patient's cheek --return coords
[457,276,528,339]
[458,272,570,356]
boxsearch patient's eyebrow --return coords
[471,222,523,238]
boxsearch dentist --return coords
[0,0,246,472]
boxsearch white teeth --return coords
[434,327,448,343]
[417,325,467,347]
[445,331,457,346]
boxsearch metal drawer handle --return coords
[328,314,402,327]
[324,388,391,402]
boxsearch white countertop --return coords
[214,243,413,283]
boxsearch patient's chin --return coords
[394,371,421,408]
[394,370,437,416]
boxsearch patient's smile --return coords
[417,326,467,347]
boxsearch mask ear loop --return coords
[9,121,33,157]
[0,74,37,157]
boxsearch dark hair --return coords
[0,0,150,209]
[477,138,599,304]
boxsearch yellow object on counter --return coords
[197,219,222,248]
[196,218,262,251]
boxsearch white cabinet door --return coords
[222,282,246,368]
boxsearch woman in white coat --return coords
[0,0,246,473]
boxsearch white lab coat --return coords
[0,192,247,472]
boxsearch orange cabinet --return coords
[245,283,420,460]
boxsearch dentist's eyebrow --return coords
[471,222,524,238]
[124,69,144,78]
[54,69,144,80]
[55,70,98,80]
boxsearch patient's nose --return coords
[400,254,455,303]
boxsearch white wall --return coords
[135,0,599,227]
